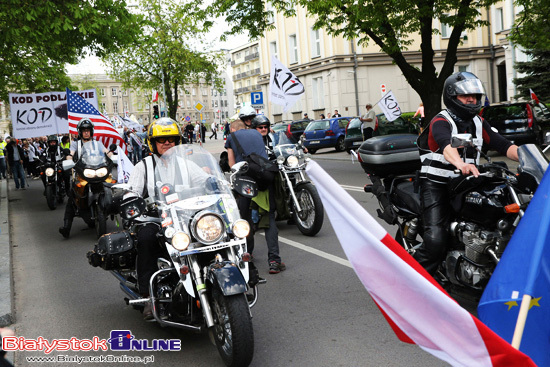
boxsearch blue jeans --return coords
[0,158,6,179]
[12,161,26,188]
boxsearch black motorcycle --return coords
[88,145,259,367]
[271,131,324,236]
[64,141,117,238]
[39,153,66,210]
[365,134,548,296]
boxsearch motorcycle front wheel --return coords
[94,204,107,238]
[293,183,324,236]
[45,186,57,210]
[210,288,254,367]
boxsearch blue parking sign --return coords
[251,92,263,105]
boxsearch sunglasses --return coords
[156,137,177,144]
[257,126,269,130]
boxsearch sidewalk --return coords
[0,178,12,327]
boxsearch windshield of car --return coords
[483,105,527,122]
[305,120,330,131]
[272,123,288,132]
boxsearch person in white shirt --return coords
[359,103,376,140]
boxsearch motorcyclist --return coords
[40,135,65,192]
[238,105,257,128]
[126,117,210,320]
[415,71,519,275]
[59,118,113,238]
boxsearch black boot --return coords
[59,220,72,238]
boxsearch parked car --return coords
[302,117,351,153]
[272,119,311,141]
[480,101,550,149]
[344,113,419,153]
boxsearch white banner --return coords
[9,89,98,139]
[269,55,305,113]
[116,146,134,184]
[376,90,402,122]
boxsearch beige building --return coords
[253,0,526,121]
[230,42,261,109]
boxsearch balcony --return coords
[245,52,260,61]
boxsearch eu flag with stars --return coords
[478,164,550,366]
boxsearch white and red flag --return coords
[152,89,159,103]
[529,89,540,104]
[66,88,127,152]
[305,160,535,367]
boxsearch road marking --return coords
[340,184,364,192]
[261,233,352,268]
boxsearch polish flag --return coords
[305,161,535,367]
[529,89,540,104]
[152,89,159,103]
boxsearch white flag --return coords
[269,55,305,113]
[116,146,134,184]
[377,90,402,122]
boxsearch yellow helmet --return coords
[147,117,182,154]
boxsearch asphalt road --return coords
[7,141,521,367]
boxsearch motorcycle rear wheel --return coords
[94,205,107,238]
[210,289,254,367]
[292,183,324,236]
[45,186,57,210]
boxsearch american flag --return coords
[66,88,127,151]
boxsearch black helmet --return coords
[47,135,58,144]
[250,115,271,129]
[443,72,485,120]
[77,118,94,139]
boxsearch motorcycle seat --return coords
[394,181,422,216]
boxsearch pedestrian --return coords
[209,121,218,140]
[0,136,7,180]
[5,139,26,190]
[194,121,200,142]
[333,109,342,117]
[223,121,230,139]
[320,113,326,119]
[414,102,425,131]
[200,122,207,143]
[303,113,310,120]
[359,103,376,140]
[327,112,332,119]
[185,122,194,143]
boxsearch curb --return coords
[0,178,13,327]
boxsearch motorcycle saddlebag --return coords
[88,231,137,270]
[358,134,421,178]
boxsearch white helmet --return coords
[238,105,256,121]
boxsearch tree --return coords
[509,0,550,50]
[104,0,225,121]
[0,0,140,101]
[513,49,550,103]
[210,0,499,125]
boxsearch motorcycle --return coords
[271,131,324,236]
[63,141,117,238]
[88,144,259,367]
[39,153,66,210]
[365,134,548,296]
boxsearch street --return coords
[6,140,519,367]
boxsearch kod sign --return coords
[251,92,263,105]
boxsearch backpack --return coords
[230,132,278,191]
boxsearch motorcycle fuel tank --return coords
[459,185,509,228]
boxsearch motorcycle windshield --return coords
[78,141,109,168]
[151,144,240,222]
[518,144,549,183]
[272,131,302,158]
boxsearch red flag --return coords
[529,89,540,104]
[66,88,127,152]
[306,161,536,367]
[152,89,159,103]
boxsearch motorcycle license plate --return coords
[309,140,320,144]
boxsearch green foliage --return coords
[0,0,140,101]
[509,0,550,50]
[210,0,500,123]
[514,49,550,103]
[104,0,225,120]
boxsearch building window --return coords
[441,15,451,38]
[202,88,207,96]
[111,88,118,96]
[99,88,105,97]
[311,28,321,57]
[138,103,143,111]
[312,77,324,109]
[123,101,129,112]
[145,103,150,110]
[113,102,118,114]
[215,100,218,107]
[100,103,106,112]
[123,89,128,96]
[270,41,278,60]
[289,34,298,64]
[495,8,504,32]
[192,88,196,96]
[245,49,250,56]
[187,100,191,107]
[457,65,470,72]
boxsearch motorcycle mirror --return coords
[231,161,249,173]
[119,196,146,220]
[451,134,473,148]
[545,132,550,145]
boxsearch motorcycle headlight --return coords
[83,169,96,178]
[96,167,108,178]
[172,232,190,251]
[45,167,55,177]
[192,212,224,245]
[287,155,299,168]
[276,156,285,164]
[232,219,250,239]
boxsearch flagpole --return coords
[511,294,532,349]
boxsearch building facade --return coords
[252,0,526,121]
[230,42,261,109]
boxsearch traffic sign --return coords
[381,84,387,96]
[251,92,263,105]
[184,115,191,122]
[251,105,264,109]
[194,101,204,112]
